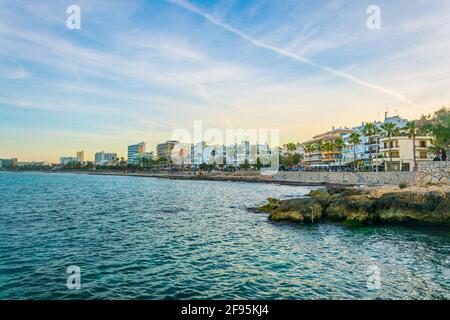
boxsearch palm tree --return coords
[323,142,334,153]
[304,144,315,154]
[334,138,345,170]
[349,131,361,171]
[406,121,418,171]
[315,140,323,153]
[285,142,297,155]
[362,122,376,170]
[322,142,335,170]
[381,122,400,171]
[303,144,314,168]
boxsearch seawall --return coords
[274,162,449,186]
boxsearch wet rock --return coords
[264,198,323,223]
[257,187,450,227]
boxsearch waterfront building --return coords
[380,135,434,172]
[183,142,273,168]
[156,140,178,162]
[76,151,85,163]
[302,128,352,168]
[136,152,155,166]
[95,151,118,165]
[60,157,79,165]
[281,143,304,157]
[0,158,18,169]
[342,115,408,170]
[17,161,50,167]
[128,142,146,165]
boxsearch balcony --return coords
[380,146,400,152]
[415,144,432,150]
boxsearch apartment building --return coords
[380,135,434,171]
[302,128,352,168]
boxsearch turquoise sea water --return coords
[0,171,448,300]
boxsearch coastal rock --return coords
[256,197,281,212]
[270,210,305,223]
[325,196,373,225]
[373,192,450,226]
[257,187,450,227]
[268,198,323,223]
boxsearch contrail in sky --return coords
[167,0,416,106]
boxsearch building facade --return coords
[381,135,434,171]
[95,151,118,165]
[76,151,85,163]
[17,161,50,167]
[128,142,146,165]
[341,116,408,169]
[0,158,18,169]
[60,157,79,165]
[302,128,352,168]
[156,140,179,162]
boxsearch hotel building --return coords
[302,128,352,168]
[341,116,408,169]
[76,151,85,163]
[60,157,79,165]
[128,142,146,165]
[156,140,179,162]
[0,158,18,169]
[380,135,434,172]
[95,151,118,165]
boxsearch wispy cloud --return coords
[167,0,416,106]
[1,0,449,162]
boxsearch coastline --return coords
[2,170,353,188]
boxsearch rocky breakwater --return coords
[254,186,450,227]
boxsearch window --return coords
[419,141,427,148]
[419,152,428,159]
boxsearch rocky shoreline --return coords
[253,185,450,227]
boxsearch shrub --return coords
[399,183,408,189]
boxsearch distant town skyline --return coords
[1,0,449,162]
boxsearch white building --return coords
[128,142,146,165]
[95,151,118,165]
[17,161,50,167]
[380,135,434,172]
[60,157,79,165]
[342,116,408,169]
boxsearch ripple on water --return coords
[0,172,449,300]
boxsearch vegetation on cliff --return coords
[255,186,450,227]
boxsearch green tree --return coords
[349,131,361,171]
[381,122,400,171]
[334,138,344,169]
[419,107,450,159]
[240,159,251,170]
[285,143,297,154]
[292,153,303,166]
[362,122,377,170]
[314,140,323,153]
[303,144,315,168]
[323,142,335,153]
[405,121,418,171]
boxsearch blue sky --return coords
[1,0,449,161]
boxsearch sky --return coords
[0,0,449,162]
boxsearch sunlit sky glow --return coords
[1,0,449,162]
